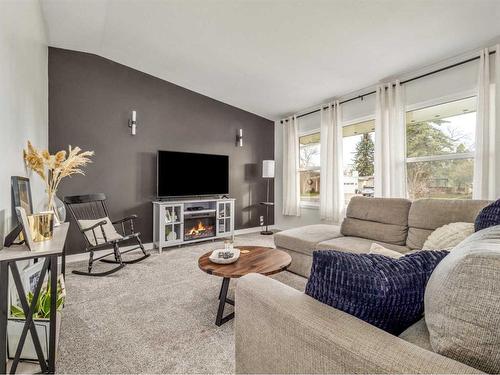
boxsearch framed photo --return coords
[23,261,45,295]
[15,207,34,250]
[12,176,33,219]
[4,177,34,247]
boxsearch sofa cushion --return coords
[425,224,500,374]
[475,198,500,232]
[305,249,449,335]
[315,236,410,254]
[407,198,490,249]
[273,224,342,256]
[279,248,313,278]
[369,243,404,258]
[341,197,411,245]
[422,222,474,250]
[399,318,432,352]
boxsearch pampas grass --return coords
[23,141,94,220]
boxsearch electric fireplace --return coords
[184,212,216,241]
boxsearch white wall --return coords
[274,56,481,230]
[0,0,48,245]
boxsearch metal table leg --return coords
[48,255,57,373]
[215,278,234,326]
[10,260,49,374]
[0,262,8,375]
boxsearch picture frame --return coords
[22,261,45,295]
[11,176,33,220]
[15,207,34,250]
[4,177,34,248]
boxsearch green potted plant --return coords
[8,275,65,360]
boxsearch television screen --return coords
[157,151,229,197]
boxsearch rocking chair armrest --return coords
[112,215,138,225]
[113,214,138,236]
[80,220,108,233]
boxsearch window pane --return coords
[299,132,320,168]
[406,97,476,158]
[343,121,375,204]
[407,158,473,200]
[300,170,320,201]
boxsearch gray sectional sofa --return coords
[235,197,499,374]
[273,196,489,277]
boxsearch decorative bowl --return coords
[209,248,240,264]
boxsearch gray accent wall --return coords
[49,48,274,254]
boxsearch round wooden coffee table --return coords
[198,246,291,326]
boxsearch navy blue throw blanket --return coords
[475,199,500,232]
[305,250,449,335]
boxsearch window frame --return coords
[297,115,377,208]
[298,129,321,207]
[405,93,477,199]
[342,116,376,204]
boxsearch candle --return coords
[132,110,136,122]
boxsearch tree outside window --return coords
[343,120,375,203]
[406,97,476,200]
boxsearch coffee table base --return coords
[216,277,234,326]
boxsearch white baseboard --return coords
[65,225,276,263]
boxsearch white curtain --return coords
[374,80,407,198]
[282,115,300,216]
[473,45,500,200]
[320,101,344,222]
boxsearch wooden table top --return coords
[198,246,291,278]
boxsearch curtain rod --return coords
[280,49,496,124]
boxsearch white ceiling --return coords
[40,0,500,120]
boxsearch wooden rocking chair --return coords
[64,194,150,276]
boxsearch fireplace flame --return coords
[188,221,207,235]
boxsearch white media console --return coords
[152,198,235,253]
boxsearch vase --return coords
[37,194,66,223]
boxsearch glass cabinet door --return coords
[164,205,182,243]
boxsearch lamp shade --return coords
[262,160,275,178]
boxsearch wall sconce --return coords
[128,110,137,135]
[236,128,243,147]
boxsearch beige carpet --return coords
[57,233,306,373]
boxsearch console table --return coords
[153,198,235,253]
[0,223,68,374]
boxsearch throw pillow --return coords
[78,217,122,246]
[305,250,448,335]
[475,199,500,232]
[425,224,500,373]
[368,243,404,258]
[422,222,474,250]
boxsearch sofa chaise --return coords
[273,196,489,278]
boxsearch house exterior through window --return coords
[406,96,476,200]
[299,132,320,202]
[296,96,477,206]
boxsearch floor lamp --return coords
[261,160,275,235]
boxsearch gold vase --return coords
[27,212,54,242]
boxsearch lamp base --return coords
[260,230,273,235]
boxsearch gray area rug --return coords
[57,233,306,373]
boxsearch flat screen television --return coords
[157,150,229,197]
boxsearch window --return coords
[299,132,320,202]
[406,97,476,200]
[299,119,377,205]
[343,120,375,204]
